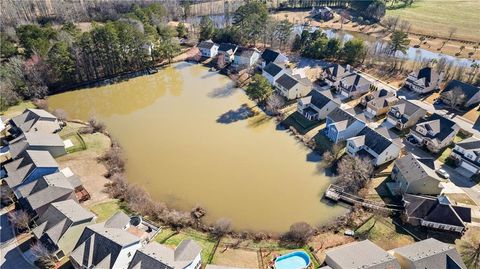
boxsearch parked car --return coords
[436,168,450,179]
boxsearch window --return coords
[127,252,131,257]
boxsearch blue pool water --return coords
[275,251,311,269]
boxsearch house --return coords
[70,212,143,269]
[386,99,427,130]
[337,73,373,99]
[7,132,66,160]
[322,64,351,87]
[32,199,95,260]
[128,240,202,269]
[360,89,398,118]
[233,47,260,69]
[404,67,442,94]
[391,238,466,269]
[389,153,445,196]
[311,6,334,21]
[262,62,285,85]
[450,136,480,175]
[409,113,460,153]
[217,43,238,63]
[325,107,366,143]
[275,73,311,100]
[258,48,288,68]
[197,40,219,58]
[346,126,401,166]
[441,80,480,108]
[324,240,400,269]
[2,150,59,191]
[8,108,61,136]
[17,170,82,217]
[297,89,340,121]
[403,194,471,233]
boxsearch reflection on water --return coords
[48,62,346,232]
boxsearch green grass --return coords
[386,0,480,41]
[355,217,415,250]
[88,200,122,222]
[282,112,323,135]
[437,147,452,164]
[155,228,217,262]
[0,101,35,117]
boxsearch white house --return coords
[386,99,427,130]
[322,64,352,87]
[197,40,219,58]
[297,89,340,121]
[409,113,460,153]
[337,73,372,99]
[258,48,288,68]
[217,43,238,63]
[346,126,401,166]
[441,80,480,108]
[450,136,480,175]
[262,62,285,85]
[405,67,443,94]
[233,47,260,69]
[128,240,202,269]
[274,73,310,100]
[325,107,366,143]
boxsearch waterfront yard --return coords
[355,216,415,250]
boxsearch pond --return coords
[48,62,347,233]
[293,25,477,67]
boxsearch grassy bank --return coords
[386,0,480,41]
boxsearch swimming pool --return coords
[274,251,311,269]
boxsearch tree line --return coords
[0,4,182,111]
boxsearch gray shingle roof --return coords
[218,43,237,53]
[105,211,131,229]
[261,49,280,64]
[263,62,283,77]
[234,47,259,58]
[392,238,466,269]
[325,64,350,78]
[443,80,479,102]
[128,240,201,269]
[416,113,458,141]
[9,109,59,134]
[388,99,425,123]
[325,240,399,269]
[394,153,441,184]
[456,136,480,150]
[276,73,299,90]
[408,67,438,87]
[8,133,64,159]
[327,107,364,131]
[197,40,217,49]
[354,126,393,155]
[309,90,339,109]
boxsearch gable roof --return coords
[394,153,441,185]
[388,99,425,123]
[324,64,350,79]
[327,107,364,132]
[9,108,59,134]
[263,62,283,77]
[276,73,299,90]
[352,126,394,155]
[234,47,259,58]
[364,89,398,109]
[197,40,217,49]
[24,184,75,213]
[392,238,466,269]
[70,213,141,268]
[128,240,201,269]
[218,43,237,53]
[16,170,81,199]
[325,240,399,268]
[408,67,438,87]
[32,200,94,246]
[416,113,458,141]
[308,90,339,109]
[8,132,64,159]
[260,49,280,64]
[339,73,371,88]
[3,150,59,189]
[404,194,471,228]
[456,136,480,150]
[443,80,480,102]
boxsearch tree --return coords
[456,228,480,269]
[325,38,341,59]
[280,222,314,247]
[17,24,57,57]
[366,0,386,21]
[336,155,374,194]
[389,31,410,55]
[341,39,367,65]
[322,144,344,167]
[47,41,76,83]
[275,19,293,50]
[176,22,188,38]
[52,108,67,121]
[245,74,273,102]
[0,32,17,58]
[155,26,180,63]
[0,185,16,205]
[441,86,466,109]
[199,16,215,41]
[232,1,268,45]
[8,210,31,232]
[31,241,56,269]
[266,93,285,115]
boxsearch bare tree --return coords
[336,155,374,194]
[104,173,128,199]
[456,228,480,269]
[280,222,314,247]
[383,16,399,32]
[30,241,56,269]
[99,140,125,176]
[1,185,16,205]
[88,116,106,133]
[321,144,344,167]
[8,210,31,232]
[32,99,48,110]
[191,206,206,221]
[266,93,285,115]
[441,86,466,109]
[211,218,232,238]
[52,108,68,122]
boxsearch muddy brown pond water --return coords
[48,62,347,233]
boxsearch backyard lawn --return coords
[0,101,35,118]
[386,0,480,41]
[88,200,123,222]
[355,217,415,250]
[155,228,217,262]
[282,112,323,135]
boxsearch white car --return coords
[436,168,450,179]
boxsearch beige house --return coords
[389,154,445,196]
[275,73,310,100]
[386,99,426,130]
[297,89,340,121]
[404,67,442,94]
[360,89,398,118]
